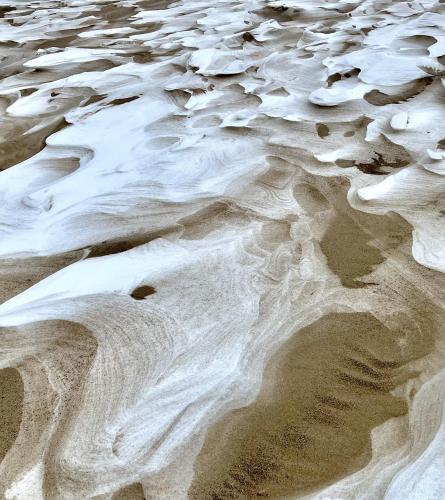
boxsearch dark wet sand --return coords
[189,312,430,499]
[0,368,23,463]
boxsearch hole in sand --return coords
[316,123,330,138]
[130,285,156,300]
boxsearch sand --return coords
[0,369,23,463]
[0,0,445,498]
[189,311,432,498]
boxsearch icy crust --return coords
[0,0,445,498]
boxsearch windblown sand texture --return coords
[0,0,445,498]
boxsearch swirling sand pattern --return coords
[0,0,445,498]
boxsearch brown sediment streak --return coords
[189,312,432,499]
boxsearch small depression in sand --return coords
[189,312,430,499]
[0,368,23,463]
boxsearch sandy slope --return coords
[0,0,445,498]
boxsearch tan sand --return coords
[112,483,145,499]
[0,368,23,463]
[189,312,431,499]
